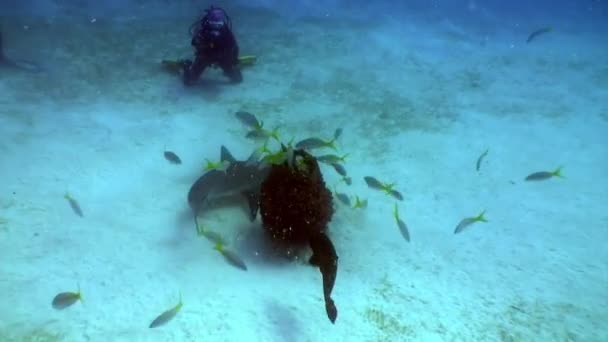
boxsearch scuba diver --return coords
[182,6,242,85]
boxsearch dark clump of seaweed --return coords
[259,149,334,246]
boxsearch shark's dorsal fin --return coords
[220,145,236,163]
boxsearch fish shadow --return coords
[264,299,305,342]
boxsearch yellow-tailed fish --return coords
[52,284,83,310]
[454,210,488,234]
[64,193,83,217]
[363,176,403,201]
[525,167,563,181]
[393,203,410,242]
[149,292,183,328]
[214,242,247,271]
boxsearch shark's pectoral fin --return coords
[220,146,236,163]
[241,190,260,222]
[309,232,338,324]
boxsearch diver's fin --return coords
[309,232,338,324]
[241,190,260,222]
[220,145,236,164]
[237,55,257,66]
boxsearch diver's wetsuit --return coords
[183,7,242,85]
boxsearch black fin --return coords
[241,190,259,222]
[309,232,338,324]
[220,145,236,163]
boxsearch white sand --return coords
[1,2,607,341]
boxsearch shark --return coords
[187,145,271,228]
[0,31,43,73]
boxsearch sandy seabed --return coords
[1,3,607,341]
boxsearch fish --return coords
[309,232,338,324]
[214,243,247,271]
[454,210,488,234]
[363,176,384,190]
[295,128,342,151]
[235,111,261,129]
[476,149,488,172]
[341,176,352,186]
[149,293,183,328]
[316,153,348,164]
[52,285,82,310]
[335,192,351,206]
[526,27,552,43]
[388,189,404,201]
[187,146,270,228]
[393,203,410,242]
[295,137,335,150]
[0,31,43,73]
[525,167,563,181]
[364,176,403,201]
[330,163,347,177]
[164,150,182,164]
[64,193,83,217]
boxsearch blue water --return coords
[1,1,607,341]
